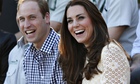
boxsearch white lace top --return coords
[82,42,130,84]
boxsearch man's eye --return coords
[19,18,24,22]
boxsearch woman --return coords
[59,0,130,84]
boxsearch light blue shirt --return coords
[101,0,138,55]
[131,10,140,57]
[47,0,70,23]
[4,37,29,84]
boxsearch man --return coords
[0,0,17,83]
[15,0,64,83]
[15,0,70,40]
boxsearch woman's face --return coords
[67,5,94,47]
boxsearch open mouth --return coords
[75,30,84,35]
[25,30,35,35]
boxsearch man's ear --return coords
[44,12,50,24]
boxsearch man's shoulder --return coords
[0,30,16,41]
[0,30,17,48]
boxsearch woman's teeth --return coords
[75,30,84,35]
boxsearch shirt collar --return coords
[29,28,60,54]
[17,36,25,48]
[40,28,60,54]
[17,36,30,48]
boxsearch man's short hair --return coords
[17,0,49,18]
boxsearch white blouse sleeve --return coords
[101,43,130,84]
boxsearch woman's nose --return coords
[72,20,79,27]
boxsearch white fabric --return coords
[101,0,139,55]
[82,42,130,84]
[89,0,106,12]
[47,0,70,23]
[131,10,140,57]
[4,37,29,84]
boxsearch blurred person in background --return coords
[4,36,29,84]
[0,0,17,83]
[130,9,140,84]
[89,0,139,56]
[47,0,70,32]
[0,0,20,40]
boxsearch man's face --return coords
[17,1,50,49]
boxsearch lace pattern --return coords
[82,42,130,84]
[101,42,130,84]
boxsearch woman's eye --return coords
[30,16,35,19]
[67,19,73,24]
[78,16,84,20]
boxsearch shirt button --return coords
[41,76,44,79]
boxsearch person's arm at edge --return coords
[130,53,140,72]
[108,26,128,41]
[50,21,61,33]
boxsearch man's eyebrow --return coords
[18,16,24,20]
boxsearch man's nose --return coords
[24,19,31,28]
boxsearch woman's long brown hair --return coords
[59,0,110,84]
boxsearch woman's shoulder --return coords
[101,39,130,61]
[102,41,121,52]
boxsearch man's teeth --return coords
[26,30,34,34]
[75,30,84,34]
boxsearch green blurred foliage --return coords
[139,0,140,3]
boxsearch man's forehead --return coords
[17,1,40,17]
[17,12,37,18]
[18,0,40,12]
